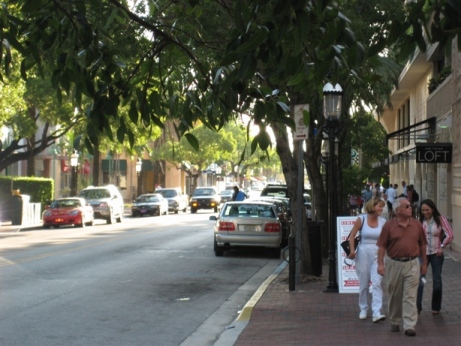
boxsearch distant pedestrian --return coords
[377,197,427,337]
[362,185,373,203]
[348,194,359,216]
[386,184,397,218]
[374,184,382,199]
[348,198,386,323]
[232,186,246,201]
[417,199,454,315]
[401,181,407,197]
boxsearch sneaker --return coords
[372,314,386,323]
[391,325,400,332]
[359,311,367,320]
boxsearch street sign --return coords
[294,104,309,141]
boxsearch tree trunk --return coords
[92,140,100,185]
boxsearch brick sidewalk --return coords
[234,250,461,346]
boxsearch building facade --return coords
[380,38,460,251]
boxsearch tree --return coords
[0,0,406,275]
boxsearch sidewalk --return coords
[233,248,461,346]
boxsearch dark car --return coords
[131,193,169,217]
[189,187,220,213]
[219,189,233,203]
[260,184,311,204]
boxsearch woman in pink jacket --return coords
[417,199,454,314]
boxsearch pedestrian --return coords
[386,184,397,219]
[416,199,454,315]
[401,181,407,197]
[232,186,246,201]
[348,194,359,216]
[374,183,382,199]
[348,198,387,323]
[362,185,373,203]
[377,197,428,337]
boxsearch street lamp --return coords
[323,82,342,293]
[70,150,79,196]
[135,158,142,197]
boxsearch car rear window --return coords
[79,189,111,199]
[157,190,177,198]
[223,204,275,218]
[193,188,215,196]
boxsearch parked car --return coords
[210,201,282,258]
[43,197,94,229]
[79,185,124,224]
[260,184,311,203]
[189,187,220,213]
[219,189,233,203]
[249,197,292,246]
[131,193,169,217]
[155,188,188,213]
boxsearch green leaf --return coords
[236,26,268,53]
[185,133,199,151]
[129,101,138,123]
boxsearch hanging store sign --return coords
[416,143,452,163]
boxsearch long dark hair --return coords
[418,199,442,227]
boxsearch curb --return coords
[236,260,288,322]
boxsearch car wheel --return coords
[164,208,168,215]
[191,208,197,214]
[53,225,60,229]
[214,206,218,213]
[174,209,179,214]
[214,239,224,257]
[43,225,50,229]
[107,211,114,224]
[86,218,94,226]
[116,211,123,223]
[76,222,85,228]
[182,207,187,213]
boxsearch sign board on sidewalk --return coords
[293,104,309,141]
[337,216,360,294]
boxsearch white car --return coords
[79,185,124,224]
[155,188,188,213]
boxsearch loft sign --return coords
[416,143,452,163]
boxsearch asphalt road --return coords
[0,211,282,346]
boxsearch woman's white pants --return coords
[355,244,383,316]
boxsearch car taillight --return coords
[219,222,235,231]
[265,223,281,232]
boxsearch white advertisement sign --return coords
[337,216,360,294]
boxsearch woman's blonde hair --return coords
[364,197,385,214]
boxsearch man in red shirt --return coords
[377,197,427,337]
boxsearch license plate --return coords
[140,209,146,213]
[55,218,64,223]
[239,225,261,232]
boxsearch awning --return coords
[102,159,127,172]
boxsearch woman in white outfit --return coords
[348,198,386,322]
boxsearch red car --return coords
[43,198,94,228]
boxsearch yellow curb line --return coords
[236,261,288,322]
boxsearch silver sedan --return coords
[210,201,282,258]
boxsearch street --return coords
[0,211,282,346]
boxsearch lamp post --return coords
[70,151,79,196]
[323,82,342,293]
[135,159,142,197]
